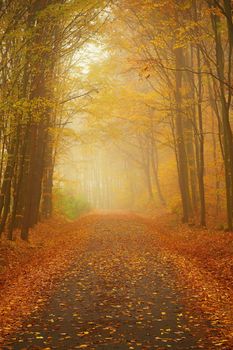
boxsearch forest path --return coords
[4,214,212,350]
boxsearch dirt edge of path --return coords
[141,215,233,349]
[1,212,233,349]
[0,215,96,345]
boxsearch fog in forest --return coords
[55,39,175,213]
[1,2,233,349]
[0,0,232,237]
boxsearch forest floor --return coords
[0,213,233,349]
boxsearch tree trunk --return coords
[196,45,206,226]
[174,46,192,223]
[210,5,233,230]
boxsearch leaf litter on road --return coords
[2,214,219,349]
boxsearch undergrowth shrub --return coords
[54,189,91,220]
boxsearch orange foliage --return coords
[144,213,233,347]
[1,212,233,348]
[0,216,92,345]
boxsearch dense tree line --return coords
[105,0,233,228]
[68,0,232,230]
[0,0,107,240]
[0,0,233,239]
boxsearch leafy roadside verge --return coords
[144,214,233,349]
[0,215,93,346]
[1,212,233,349]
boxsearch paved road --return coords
[4,215,212,349]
